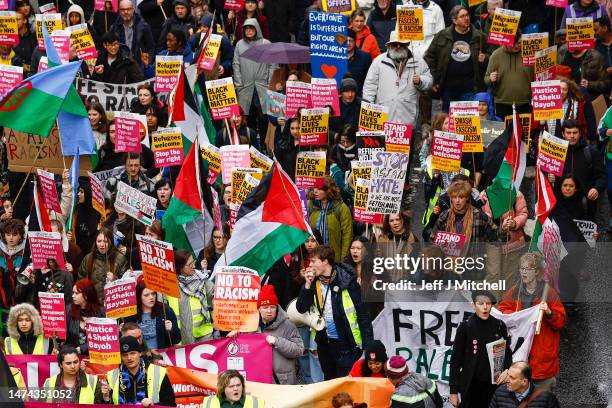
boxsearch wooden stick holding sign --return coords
[535,282,550,335]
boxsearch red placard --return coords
[36,169,62,213]
[433,231,466,257]
[136,234,180,298]
[0,65,22,95]
[311,78,340,116]
[213,266,261,332]
[285,80,312,118]
[39,291,66,339]
[88,171,106,216]
[95,0,118,12]
[28,231,66,269]
[114,111,144,153]
[224,0,244,10]
[383,122,412,154]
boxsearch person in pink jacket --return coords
[479,189,528,299]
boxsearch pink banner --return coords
[36,168,61,212]
[95,0,117,11]
[285,81,312,118]
[28,231,66,269]
[156,334,273,383]
[311,78,340,116]
[39,291,66,339]
[6,355,58,389]
[0,64,22,95]
[114,112,143,153]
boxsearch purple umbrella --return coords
[240,42,310,64]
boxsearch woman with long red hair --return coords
[65,279,104,355]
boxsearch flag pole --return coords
[535,281,550,335]
[13,138,48,208]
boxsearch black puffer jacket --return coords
[109,14,156,66]
[489,382,561,408]
[93,46,145,84]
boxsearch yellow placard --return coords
[249,146,273,172]
[231,168,263,205]
[299,108,329,146]
[359,102,388,132]
[534,46,557,80]
[397,5,424,41]
[453,115,482,153]
[0,12,18,45]
[295,151,326,189]
[521,33,548,65]
[488,9,521,46]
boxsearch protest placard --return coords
[152,127,184,167]
[50,29,70,63]
[488,8,521,46]
[504,113,532,146]
[206,77,241,120]
[250,146,273,172]
[311,78,341,116]
[534,46,557,81]
[155,55,182,93]
[220,144,251,184]
[351,160,372,181]
[433,231,467,257]
[115,181,157,226]
[87,171,106,215]
[39,2,57,12]
[354,178,384,224]
[453,115,482,153]
[35,13,62,50]
[396,5,424,41]
[481,120,505,147]
[0,65,22,96]
[28,231,65,269]
[448,101,479,132]
[359,102,388,131]
[546,0,567,6]
[230,168,263,217]
[537,131,568,177]
[295,151,326,189]
[95,0,118,11]
[309,11,348,85]
[567,17,595,52]
[224,0,243,10]
[67,24,97,60]
[487,339,507,383]
[383,122,412,154]
[36,168,61,213]
[573,219,597,248]
[266,90,286,118]
[285,81,312,118]
[532,80,563,121]
[199,34,222,71]
[322,0,355,14]
[357,131,386,160]
[366,151,409,214]
[201,142,222,184]
[431,131,464,172]
[114,111,143,153]
[104,278,137,319]
[213,266,260,332]
[86,317,120,365]
[0,11,17,45]
[136,234,180,298]
[521,33,548,66]
[232,173,260,225]
[38,56,48,72]
[299,108,329,146]
[39,292,66,339]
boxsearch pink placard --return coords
[51,30,70,63]
[433,231,466,257]
[354,207,384,224]
[0,0,8,10]
[95,0,118,11]
[199,33,222,71]
[39,291,66,339]
[104,278,137,319]
[38,56,48,72]
[0,65,22,95]
[86,317,120,365]
[37,168,62,213]
[220,144,251,184]
[285,80,312,118]
[383,122,412,153]
[311,78,340,116]
[155,55,182,93]
[28,231,66,270]
[546,0,567,7]
[115,111,143,153]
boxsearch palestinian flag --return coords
[215,162,311,275]
[530,165,557,252]
[485,106,527,218]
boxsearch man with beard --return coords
[362,30,432,128]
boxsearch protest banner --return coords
[0,11,18,45]
[567,17,595,52]
[383,122,412,154]
[136,234,180,298]
[574,219,597,248]
[488,8,521,46]
[537,131,568,177]
[546,0,567,6]
[354,178,384,224]
[199,33,222,71]
[295,151,326,189]
[534,45,557,81]
[39,292,66,339]
[67,24,97,60]
[309,11,348,85]
[266,90,286,118]
[76,78,156,112]
[86,317,120,365]
[521,33,548,65]
[453,115,482,153]
[36,168,61,213]
[0,64,22,95]
[322,0,355,14]
[366,151,409,214]
[95,0,118,11]
[104,277,137,319]
[220,144,251,184]
[285,80,312,118]
[359,102,388,131]
[431,131,464,172]
[396,5,424,41]
[433,231,467,257]
[481,120,505,147]
[152,127,184,167]
[532,80,563,121]
[201,142,222,184]
[35,13,62,49]
[114,111,144,152]
[6,355,58,389]
[311,78,341,115]
[224,0,243,10]
[357,131,386,160]
[206,77,241,120]
[448,100,479,132]
[299,107,329,146]
[28,231,65,269]
[373,291,539,395]
[250,146,273,172]
[115,181,157,226]
[88,171,106,215]
[155,55,182,93]
[213,266,260,332]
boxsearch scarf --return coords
[118,359,146,404]
[177,270,210,320]
[316,201,333,245]
[445,205,474,252]
[547,98,578,137]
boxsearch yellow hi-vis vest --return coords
[311,286,363,349]
[107,364,166,404]
[43,373,98,403]
[4,335,49,355]
[167,295,213,340]
[421,160,470,226]
[202,395,264,408]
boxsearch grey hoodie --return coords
[392,373,440,408]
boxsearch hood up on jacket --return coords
[7,303,43,339]
[242,17,263,41]
[67,4,85,26]
[172,0,192,21]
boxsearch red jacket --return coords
[352,25,380,61]
[498,285,566,379]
